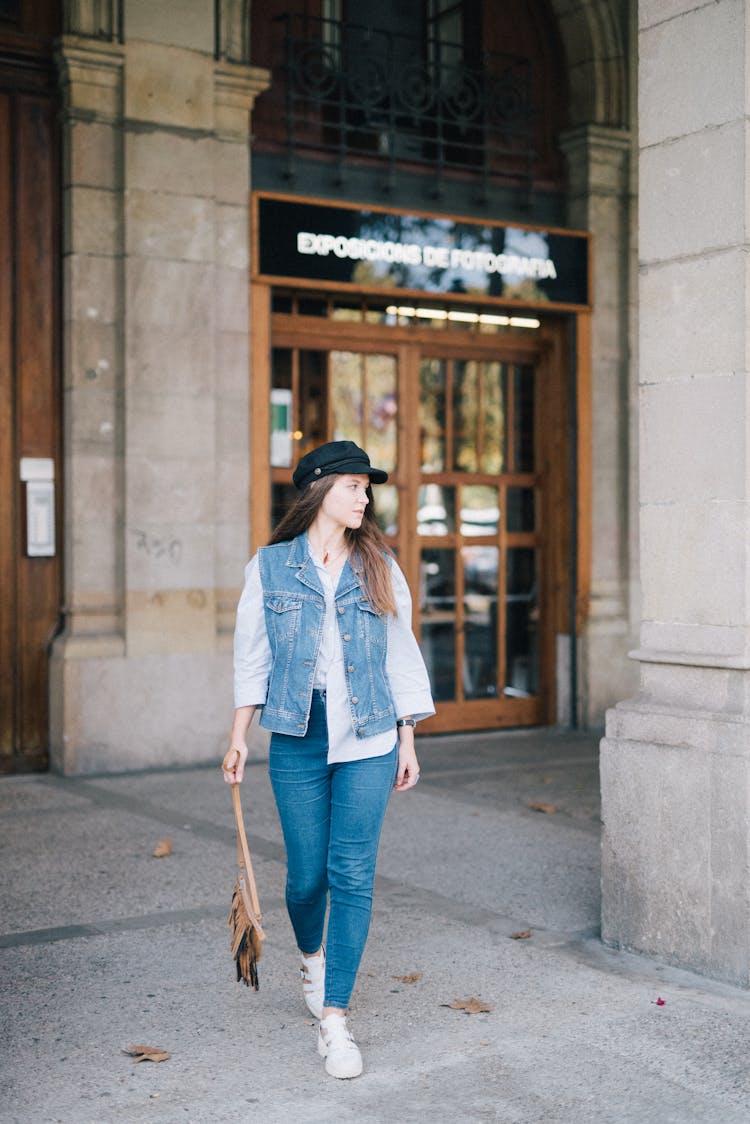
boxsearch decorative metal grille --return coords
[269,14,534,196]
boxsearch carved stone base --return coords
[602,679,750,987]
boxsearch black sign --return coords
[256,197,590,308]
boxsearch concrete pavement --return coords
[1,727,749,1123]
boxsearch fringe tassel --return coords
[228,878,263,990]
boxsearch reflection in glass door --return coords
[417,355,542,726]
[269,344,401,538]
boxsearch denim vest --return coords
[257,533,396,738]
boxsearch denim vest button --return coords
[351,696,359,704]
[357,728,364,736]
[343,633,350,641]
[338,606,345,614]
[347,664,355,673]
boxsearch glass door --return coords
[415,351,545,730]
[268,342,402,545]
[264,298,558,732]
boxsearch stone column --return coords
[602,0,750,986]
[50,35,127,771]
[51,22,269,772]
[213,62,269,639]
[559,124,638,726]
[56,36,124,649]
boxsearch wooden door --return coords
[409,343,549,731]
[259,300,570,733]
[0,56,61,773]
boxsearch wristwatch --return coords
[396,717,416,728]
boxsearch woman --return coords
[222,440,435,1080]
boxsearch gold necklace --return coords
[311,537,348,565]
[323,542,348,566]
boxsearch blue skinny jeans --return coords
[269,690,398,1010]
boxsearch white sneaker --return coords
[317,1013,363,1079]
[300,948,325,1019]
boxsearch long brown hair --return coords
[269,476,397,616]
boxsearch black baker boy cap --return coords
[292,440,389,490]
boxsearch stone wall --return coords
[561,123,639,727]
[49,0,639,769]
[50,7,269,772]
[552,0,638,728]
[601,0,750,986]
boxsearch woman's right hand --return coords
[222,743,248,784]
[222,706,256,784]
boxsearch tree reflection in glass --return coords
[481,361,506,473]
[331,350,363,444]
[453,359,479,472]
[513,364,535,472]
[417,484,455,536]
[463,545,499,699]
[366,353,397,472]
[505,547,538,697]
[419,547,456,702]
[461,485,499,536]
[330,350,398,474]
[420,358,446,471]
[373,484,399,535]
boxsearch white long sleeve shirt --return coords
[233,550,435,763]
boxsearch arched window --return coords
[251,0,566,196]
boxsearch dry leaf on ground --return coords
[392,973,423,984]
[441,997,494,1015]
[123,1045,171,1063]
[152,838,173,858]
[527,801,557,814]
[510,929,532,940]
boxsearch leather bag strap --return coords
[231,783,265,938]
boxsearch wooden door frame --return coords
[250,285,591,732]
[0,54,62,773]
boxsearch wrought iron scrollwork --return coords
[268,13,534,194]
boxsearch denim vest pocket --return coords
[265,595,303,645]
[265,594,303,613]
[354,598,386,646]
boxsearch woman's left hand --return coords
[394,736,420,791]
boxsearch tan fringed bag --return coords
[228,782,265,989]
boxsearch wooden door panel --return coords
[15,93,59,757]
[0,73,61,771]
[0,92,15,756]
[413,350,548,733]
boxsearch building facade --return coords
[3,1,749,985]
[1,0,637,771]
